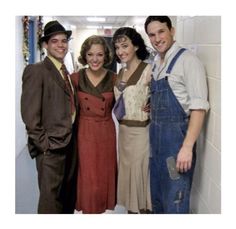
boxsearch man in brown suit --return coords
[21,20,77,214]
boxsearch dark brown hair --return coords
[112,27,149,63]
[144,16,172,33]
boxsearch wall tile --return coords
[197,45,221,79]
[208,181,221,213]
[201,140,221,187]
[183,17,195,44]
[194,16,221,44]
[213,113,221,152]
[208,77,221,114]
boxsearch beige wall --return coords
[175,16,221,213]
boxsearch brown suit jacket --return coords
[21,57,77,158]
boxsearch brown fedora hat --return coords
[39,20,72,43]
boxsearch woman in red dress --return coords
[71,35,117,213]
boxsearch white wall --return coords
[175,16,221,214]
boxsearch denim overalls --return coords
[149,48,196,213]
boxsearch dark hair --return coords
[144,16,172,33]
[78,35,113,66]
[112,27,149,63]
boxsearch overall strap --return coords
[166,48,186,74]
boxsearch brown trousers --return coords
[35,133,77,214]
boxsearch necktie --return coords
[61,64,75,115]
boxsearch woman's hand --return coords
[142,103,150,113]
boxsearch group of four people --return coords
[21,16,209,214]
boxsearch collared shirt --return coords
[151,42,209,115]
[48,55,76,123]
[48,55,74,89]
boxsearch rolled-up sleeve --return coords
[184,53,210,112]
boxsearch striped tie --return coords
[61,64,75,115]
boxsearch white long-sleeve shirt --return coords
[152,42,209,115]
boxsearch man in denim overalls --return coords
[144,16,209,213]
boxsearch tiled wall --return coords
[176,16,221,213]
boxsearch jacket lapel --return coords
[43,57,71,96]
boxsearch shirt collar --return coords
[48,55,63,71]
[154,41,179,62]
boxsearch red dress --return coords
[71,69,117,213]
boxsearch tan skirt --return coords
[117,124,152,213]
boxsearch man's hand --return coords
[176,110,206,173]
[176,145,193,173]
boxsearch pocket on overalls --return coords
[151,89,169,111]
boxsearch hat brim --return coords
[39,30,72,43]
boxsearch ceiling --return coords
[54,16,131,29]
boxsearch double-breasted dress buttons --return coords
[84,97,90,110]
